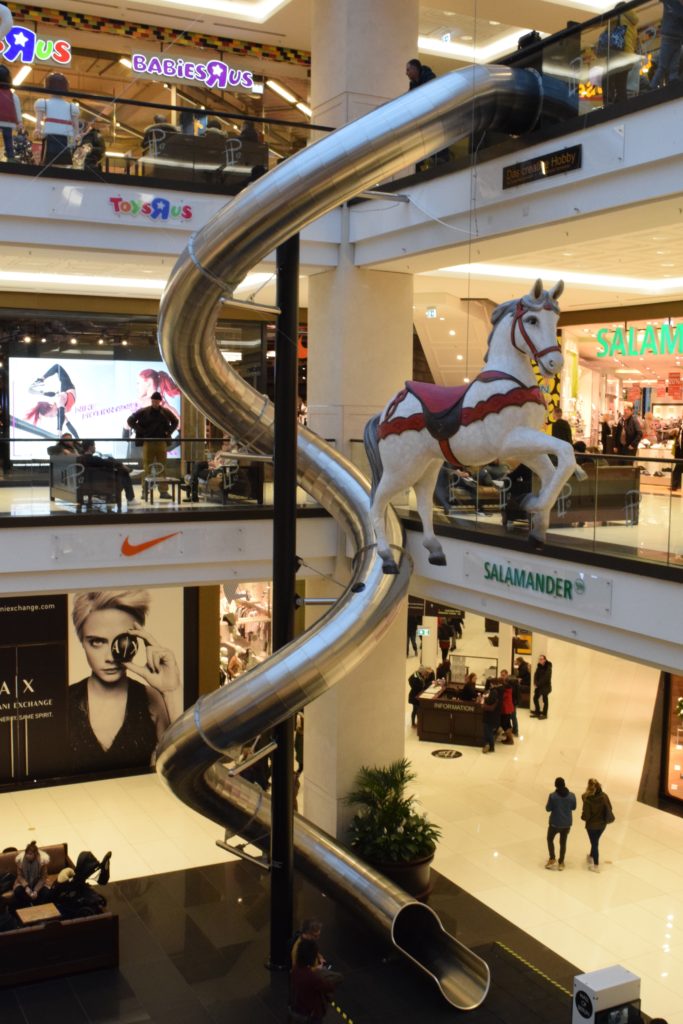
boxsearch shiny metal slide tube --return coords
[157,65,565,1009]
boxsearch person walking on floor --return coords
[545,777,577,871]
[499,672,515,745]
[127,390,179,499]
[581,777,614,872]
[530,654,552,719]
[482,679,501,753]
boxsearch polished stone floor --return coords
[0,859,580,1024]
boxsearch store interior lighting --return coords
[12,65,32,88]
[266,79,298,104]
[119,57,133,69]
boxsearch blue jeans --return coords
[586,826,605,865]
[1,126,13,160]
[651,34,683,88]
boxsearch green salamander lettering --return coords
[483,562,574,600]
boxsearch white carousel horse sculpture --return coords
[364,279,587,574]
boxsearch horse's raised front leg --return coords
[413,459,447,566]
[499,428,580,544]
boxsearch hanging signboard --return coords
[0,26,72,65]
[502,145,582,189]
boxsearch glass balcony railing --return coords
[1,86,331,196]
[1,0,676,193]
[348,440,683,572]
[0,436,321,518]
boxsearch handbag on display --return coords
[596,23,627,55]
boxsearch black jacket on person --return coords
[127,404,179,441]
[515,660,531,689]
[551,418,573,445]
[533,660,553,695]
[613,415,643,455]
[409,64,436,89]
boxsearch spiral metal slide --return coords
[155,65,571,1010]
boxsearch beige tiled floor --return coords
[0,614,679,1019]
[405,618,683,1024]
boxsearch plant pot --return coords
[370,853,434,901]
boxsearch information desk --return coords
[417,684,484,746]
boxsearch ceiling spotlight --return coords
[23,335,31,343]
[69,337,77,345]
[456,354,463,361]
[449,329,456,336]
[463,376,470,383]
[40,337,46,344]
[98,338,104,345]
[121,339,128,346]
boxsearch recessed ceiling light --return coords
[489,20,500,25]
[98,338,104,345]
[23,335,31,343]
[70,337,77,345]
[40,337,46,344]
[463,376,470,383]
[461,35,473,40]
[449,329,456,336]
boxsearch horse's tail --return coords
[364,413,383,500]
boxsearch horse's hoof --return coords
[382,560,399,575]
[428,553,447,566]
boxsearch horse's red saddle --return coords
[405,380,469,440]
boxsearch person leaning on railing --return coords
[34,72,80,167]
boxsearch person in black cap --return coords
[127,391,179,498]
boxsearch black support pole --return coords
[268,232,299,970]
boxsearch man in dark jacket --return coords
[406,58,436,88]
[406,59,449,168]
[613,404,643,461]
[78,440,138,506]
[127,391,179,499]
[530,655,553,719]
[551,407,573,445]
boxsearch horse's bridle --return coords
[510,300,562,364]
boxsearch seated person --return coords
[47,431,82,456]
[78,440,139,506]
[11,840,50,908]
[573,440,592,465]
[290,938,342,1022]
[184,436,238,502]
[204,116,227,138]
[459,673,478,701]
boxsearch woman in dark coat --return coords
[530,655,552,719]
[581,778,614,872]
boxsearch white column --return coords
[303,0,419,838]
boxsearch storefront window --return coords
[664,674,683,800]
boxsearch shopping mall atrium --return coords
[0,0,682,1022]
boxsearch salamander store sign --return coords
[463,550,612,617]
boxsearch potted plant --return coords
[346,758,441,900]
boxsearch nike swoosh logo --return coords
[121,532,181,557]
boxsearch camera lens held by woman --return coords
[68,590,182,774]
